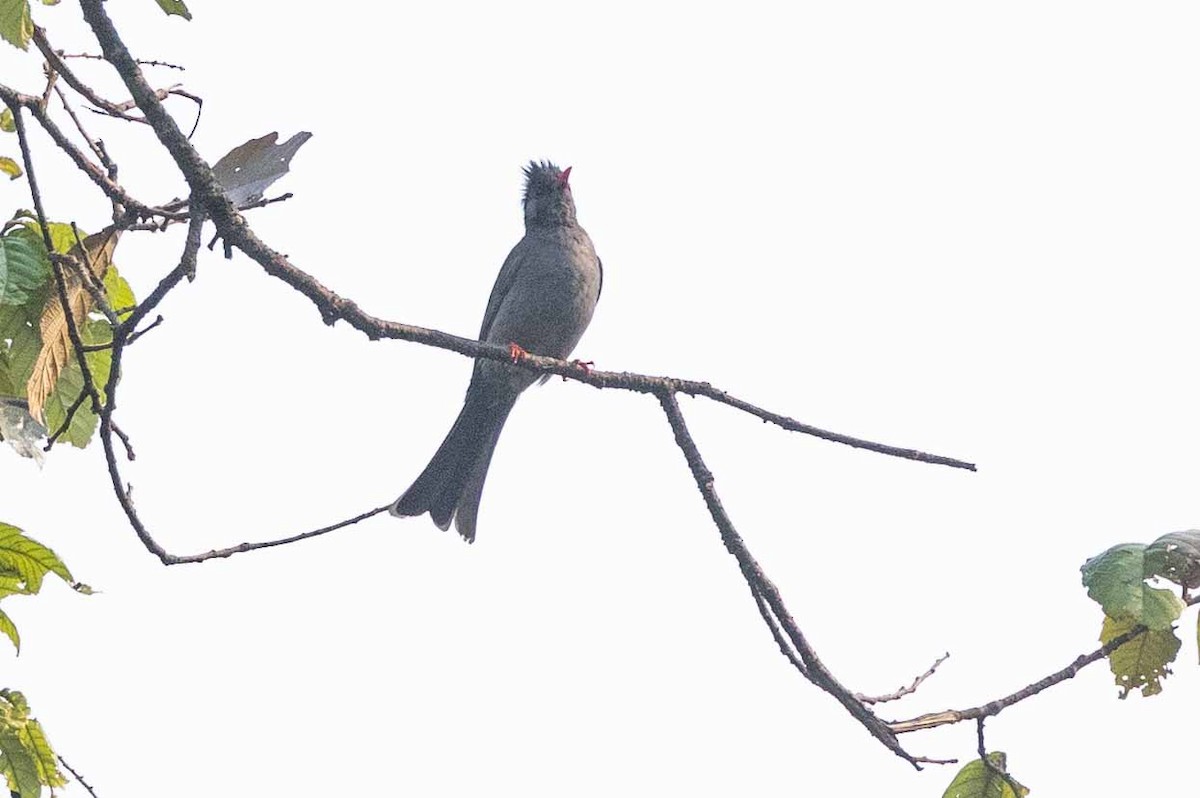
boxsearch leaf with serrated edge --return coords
[154,0,191,19]
[212,131,311,207]
[2,319,39,395]
[0,524,72,588]
[15,219,85,256]
[25,226,119,423]
[0,608,18,652]
[941,752,1028,798]
[0,0,33,51]
[20,721,62,788]
[0,729,40,798]
[0,232,49,306]
[41,318,112,447]
[103,264,136,318]
[0,575,27,600]
[2,691,29,720]
[1101,615,1181,698]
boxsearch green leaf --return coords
[0,693,61,796]
[1101,615,1181,698]
[0,0,33,50]
[1080,543,1185,630]
[942,752,1028,798]
[0,523,73,591]
[1,691,29,720]
[0,575,28,600]
[154,0,191,20]
[0,729,40,798]
[41,317,113,448]
[0,608,18,652]
[1144,529,1200,590]
[0,226,123,448]
[103,262,136,318]
[21,721,62,789]
[14,219,84,256]
[1,312,40,393]
[0,156,18,180]
[0,109,12,133]
[0,231,50,306]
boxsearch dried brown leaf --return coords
[26,226,120,423]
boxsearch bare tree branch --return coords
[4,97,104,422]
[166,505,393,564]
[887,624,1148,734]
[0,84,188,222]
[56,755,99,798]
[856,652,951,706]
[656,390,930,765]
[43,389,86,451]
[34,26,161,125]
[67,0,974,767]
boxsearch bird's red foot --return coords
[563,359,595,381]
[508,342,528,363]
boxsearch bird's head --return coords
[522,161,576,228]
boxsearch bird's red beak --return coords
[557,166,573,187]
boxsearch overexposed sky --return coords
[3,2,1200,795]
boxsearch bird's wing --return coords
[478,237,530,341]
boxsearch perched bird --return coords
[390,161,603,542]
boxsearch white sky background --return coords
[2,1,1199,795]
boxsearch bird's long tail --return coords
[389,385,517,542]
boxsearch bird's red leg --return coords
[508,342,528,363]
[562,359,595,380]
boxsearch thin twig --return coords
[912,755,958,766]
[976,718,1025,796]
[56,755,99,798]
[96,204,205,563]
[166,505,392,564]
[169,87,202,138]
[111,420,135,460]
[51,83,107,168]
[43,390,86,451]
[39,68,57,110]
[33,27,147,124]
[74,1,981,769]
[0,85,187,222]
[752,592,808,676]
[74,0,975,475]
[60,51,186,71]
[5,96,105,421]
[857,652,951,705]
[656,390,921,767]
[125,314,164,345]
[106,83,180,114]
[888,624,1149,734]
[67,222,121,326]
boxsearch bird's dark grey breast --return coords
[476,226,601,392]
[484,228,599,355]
